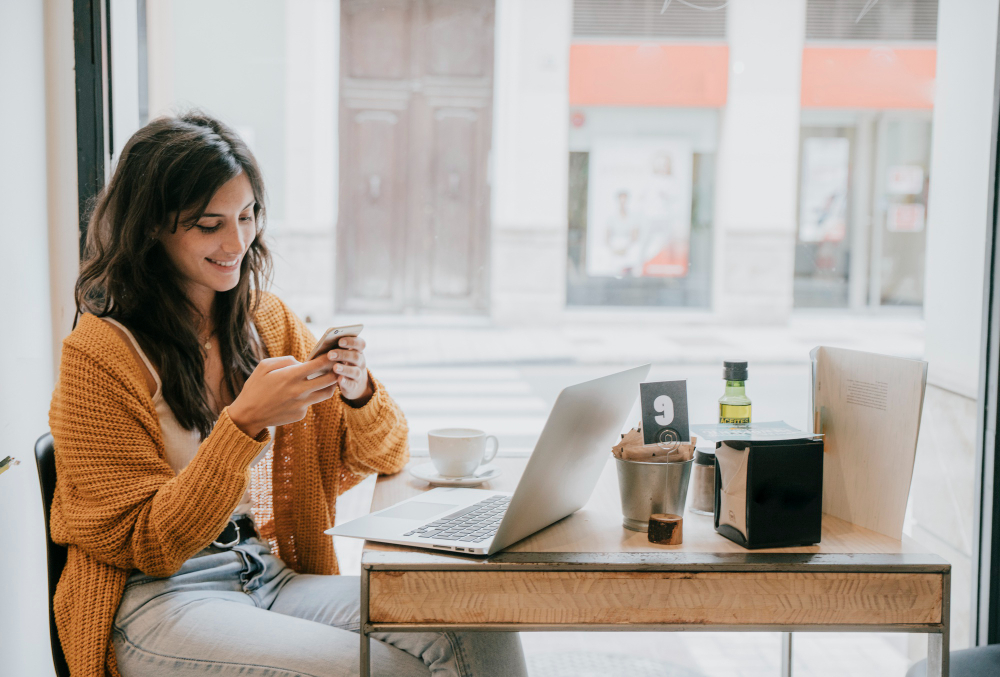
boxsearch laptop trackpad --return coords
[378,502,455,520]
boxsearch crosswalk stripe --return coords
[372,367,548,457]
[394,396,548,414]
[375,367,521,381]
[405,416,548,437]
[385,381,532,395]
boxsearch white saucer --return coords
[408,462,503,487]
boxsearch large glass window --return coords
[128,0,991,673]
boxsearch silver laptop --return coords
[328,364,651,555]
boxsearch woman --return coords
[48,112,527,677]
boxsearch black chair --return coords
[907,645,1000,676]
[34,432,70,677]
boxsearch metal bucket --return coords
[615,456,694,531]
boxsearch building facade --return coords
[145,0,938,325]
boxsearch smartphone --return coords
[307,324,364,361]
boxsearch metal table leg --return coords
[927,629,949,677]
[927,571,950,677]
[360,629,371,677]
[781,632,793,677]
[360,568,371,677]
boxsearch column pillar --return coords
[923,0,999,397]
[713,0,805,322]
[277,0,338,324]
[490,0,571,325]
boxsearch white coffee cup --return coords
[427,428,499,477]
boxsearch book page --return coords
[810,346,928,540]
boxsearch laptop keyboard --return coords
[402,495,510,543]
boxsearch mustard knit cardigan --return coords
[48,292,409,677]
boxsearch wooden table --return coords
[359,458,951,676]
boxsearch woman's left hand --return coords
[326,336,374,406]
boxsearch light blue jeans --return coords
[112,537,528,677]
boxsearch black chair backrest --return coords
[34,432,71,677]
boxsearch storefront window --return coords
[795,0,936,309]
[565,2,724,308]
[567,108,716,307]
[876,116,931,306]
[795,127,853,307]
[794,114,932,309]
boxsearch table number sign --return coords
[640,380,690,446]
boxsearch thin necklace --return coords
[199,332,213,350]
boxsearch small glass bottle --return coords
[689,445,717,516]
[719,360,751,425]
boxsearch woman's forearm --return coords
[52,361,270,577]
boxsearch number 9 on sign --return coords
[654,395,674,426]
[640,380,689,447]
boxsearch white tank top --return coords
[103,318,272,519]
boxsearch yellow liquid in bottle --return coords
[719,379,751,424]
[719,403,751,425]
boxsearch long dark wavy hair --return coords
[75,112,273,439]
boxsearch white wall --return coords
[490,0,572,323]
[275,0,338,325]
[491,0,570,231]
[713,0,805,321]
[146,0,175,117]
[110,0,142,161]
[44,0,80,369]
[0,1,58,676]
[146,0,338,324]
[923,0,1000,398]
[147,0,288,222]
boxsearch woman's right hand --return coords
[228,355,340,438]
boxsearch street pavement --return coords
[334,311,924,369]
[374,362,815,456]
[313,311,922,454]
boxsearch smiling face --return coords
[158,172,257,315]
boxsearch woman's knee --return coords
[267,573,362,630]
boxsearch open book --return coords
[810,346,928,540]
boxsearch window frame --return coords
[973,10,1000,644]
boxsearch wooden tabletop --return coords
[362,457,944,565]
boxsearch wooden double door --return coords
[337,0,494,314]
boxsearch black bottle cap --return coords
[723,361,748,381]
